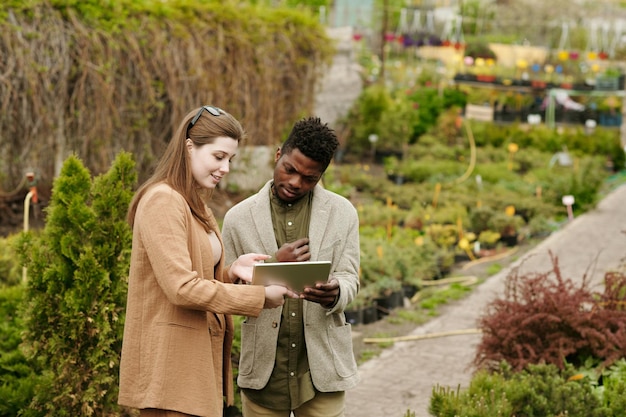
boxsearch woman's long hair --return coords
[127,106,246,232]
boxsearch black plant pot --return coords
[375,303,391,320]
[345,309,363,325]
[392,290,404,308]
[362,305,379,324]
[402,284,418,299]
[375,290,404,319]
[500,233,518,247]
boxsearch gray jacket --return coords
[222,181,360,392]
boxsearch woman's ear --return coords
[186,138,193,154]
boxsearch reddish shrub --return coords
[474,251,626,372]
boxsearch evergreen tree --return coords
[16,152,136,416]
[0,285,37,417]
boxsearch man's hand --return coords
[301,278,340,308]
[275,237,310,262]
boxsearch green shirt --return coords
[242,185,314,410]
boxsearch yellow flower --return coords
[505,205,516,216]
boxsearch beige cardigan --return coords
[118,183,265,417]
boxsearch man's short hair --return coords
[281,117,339,169]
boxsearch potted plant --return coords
[345,293,366,325]
[346,283,381,325]
[476,230,502,257]
[488,212,525,247]
[372,275,404,319]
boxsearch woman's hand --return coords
[229,253,271,283]
[263,285,298,309]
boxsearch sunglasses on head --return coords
[188,105,224,133]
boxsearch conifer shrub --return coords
[0,285,38,417]
[430,362,618,417]
[14,152,136,416]
[474,252,626,373]
[0,234,21,286]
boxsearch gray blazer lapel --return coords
[309,185,331,261]
[252,181,279,255]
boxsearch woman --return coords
[118,106,295,417]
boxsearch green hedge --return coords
[430,361,626,417]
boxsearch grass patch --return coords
[388,308,430,325]
[419,283,473,311]
[370,333,395,349]
[486,263,503,275]
[358,349,382,364]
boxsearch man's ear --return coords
[274,147,281,163]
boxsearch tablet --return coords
[252,261,332,293]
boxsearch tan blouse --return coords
[208,231,221,266]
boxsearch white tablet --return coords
[252,261,332,293]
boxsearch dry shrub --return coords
[474,251,626,372]
[0,2,333,192]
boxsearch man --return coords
[222,117,360,417]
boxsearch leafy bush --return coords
[600,358,626,412]
[359,227,404,288]
[487,212,525,237]
[469,206,496,234]
[473,160,519,184]
[359,226,438,297]
[376,94,420,152]
[430,362,614,417]
[408,135,460,160]
[385,157,466,184]
[341,85,467,158]
[468,121,624,169]
[405,88,467,140]
[533,156,609,213]
[477,230,501,248]
[342,84,392,155]
[474,252,626,372]
[387,228,439,286]
[381,182,432,211]
[463,40,497,59]
[356,200,407,229]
